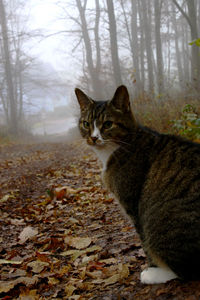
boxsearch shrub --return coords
[171,104,200,142]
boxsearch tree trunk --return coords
[181,18,190,87]
[76,0,102,98]
[186,0,200,91]
[94,0,101,76]
[173,0,200,91]
[141,0,154,96]
[130,0,143,96]
[171,3,184,89]
[106,0,122,87]
[154,0,164,96]
[137,0,145,92]
[0,0,18,135]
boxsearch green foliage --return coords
[189,38,200,47]
[172,104,200,142]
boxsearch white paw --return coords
[140,267,177,284]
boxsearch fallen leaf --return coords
[104,274,119,286]
[85,245,102,253]
[69,296,81,300]
[68,217,80,224]
[10,218,25,226]
[27,260,49,273]
[19,226,38,244]
[55,186,78,200]
[61,249,83,261]
[0,194,10,202]
[82,254,98,264]
[99,258,118,265]
[118,263,129,280]
[35,252,51,263]
[86,270,103,279]
[48,277,60,285]
[55,188,66,200]
[19,289,39,300]
[79,266,86,280]
[65,284,76,297]
[2,269,26,279]
[0,276,38,293]
[0,259,22,265]
[121,226,133,232]
[65,236,92,250]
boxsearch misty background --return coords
[0,0,199,138]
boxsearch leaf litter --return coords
[0,142,200,299]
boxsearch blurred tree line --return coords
[61,0,200,99]
[0,0,67,136]
[0,0,199,136]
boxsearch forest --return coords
[0,0,199,138]
[0,0,200,299]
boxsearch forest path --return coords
[0,142,200,299]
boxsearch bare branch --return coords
[172,0,193,30]
[72,37,83,52]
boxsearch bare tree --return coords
[171,4,184,89]
[130,0,143,96]
[154,0,164,95]
[106,0,122,87]
[0,0,18,134]
[76,0,103,98]
[60,0,200,98]
[172,0,200,91]
[141,0,154,95]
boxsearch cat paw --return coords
[140,267,177,284]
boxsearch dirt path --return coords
[0,142,200,299]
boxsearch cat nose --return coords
[91,136,98,143]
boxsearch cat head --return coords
[75,85,136,147]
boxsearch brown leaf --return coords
[65,284,76,297]
[10,218,25,226]
[0,194,10,202]
[35,252,51,263]
[0,259,22,265]
[0,276,38,293]
[99,258,118,265]
[18,226,38,244]
[27,260,49,273]
[68,296,81,300]
[19,289,39,300]
[118,263,130,280]
[48,277,59,285]
[64,236,92,250]
[104,274,119,286]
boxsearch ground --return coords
[0,141,200,299]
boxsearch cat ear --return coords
[110,85,130,112]
[75,88,93,111]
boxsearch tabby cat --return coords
[75,85,200,284]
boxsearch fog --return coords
[0,0,199,140]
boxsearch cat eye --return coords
[103,121,113,129]
[83,121,90,129]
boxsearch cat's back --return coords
[142,132,200,200]
[104,127,200,201]
[136,130,200,223]
[138,133,200,279]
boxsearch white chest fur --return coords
[91,120,118,171]
[93,143,118,171]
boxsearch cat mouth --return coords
[87,138,104,147]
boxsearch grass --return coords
[132,95,200,140]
